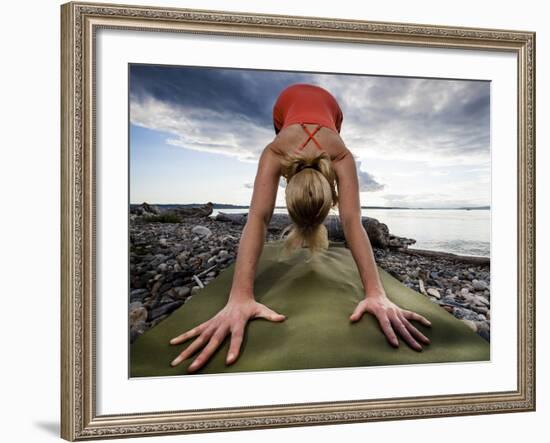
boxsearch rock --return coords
[160,295,175,304]
[427,288,441,299]
[149,254,167,268]
[461,319,478,332]
[130,320,148,343]
[453,307,479,321]
[191,286,201,295]
[174,286,191,299]
[472,305,489,316]
[150,314,169,328]
[130,288,148,302]
[460,287,470,297]
[418,269,430,281]
[472,279,489,291]
[177,251,190,263]
[158,282,173,294]
[475,295,490,306]
[191,225,212,238]
[418,278,427,295]
[151,280,162,295]
[477,322,490,341]
[408,269,419,278]
[388,269,401,280]
[148,301,183,321]
[129,304,148,326]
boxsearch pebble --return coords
[472,279,489,291]
[461,319,478,332]
[191,225,212,238]
[130,288,148,302]
[148,301,183,321]
[129,304,147,326]
[174,286,191,299]
[130,320,148,342]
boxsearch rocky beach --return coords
[129,203,491,345]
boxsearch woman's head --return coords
[279,150,339,257]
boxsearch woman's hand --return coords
[168,297,286,373]
[350,293,432,351]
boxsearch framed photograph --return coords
[61,1,536,440]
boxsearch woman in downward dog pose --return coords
[169,83,432,372]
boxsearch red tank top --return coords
[272,83,343,152]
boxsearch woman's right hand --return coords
[168,296,286,373]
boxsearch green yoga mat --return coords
[130,239,490,377]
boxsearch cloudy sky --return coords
[129,64,490,208]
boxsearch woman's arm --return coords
[331,151,385,296]
[228,145,282,300]
[169,144,286,372]
[331,151,432,351]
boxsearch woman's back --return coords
[269,123,350,163]
[270,83,350,163]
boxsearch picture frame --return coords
[60,1,536,440]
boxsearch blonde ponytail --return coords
[278,149,339,258]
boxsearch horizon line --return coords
[130,202,491,210]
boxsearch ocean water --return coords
[210,207,491,258]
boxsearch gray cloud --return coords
[356,159,385,192]
[316,74,490,165]
[130,65,490,205]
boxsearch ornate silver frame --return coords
[60,1,536,440]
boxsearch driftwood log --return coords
[215,212,416,249]
[170,202,213,218]
[130,202,160,215]
[131,202,214,220]
[397,247,490,266]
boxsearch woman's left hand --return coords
[350,294,432,351]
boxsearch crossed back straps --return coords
[296,123,323,152]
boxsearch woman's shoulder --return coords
[331,146,352,163]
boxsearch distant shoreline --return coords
[130,203,491,211]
